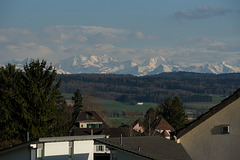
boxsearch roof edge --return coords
[177,88,240,138]
[95,139,155,160]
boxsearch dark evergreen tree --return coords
[0,60,68,147]
[72,89,83,119]
[0,64,27,142]
[143,107,156,135]
[22,59,65,139]
[156,96,188,130]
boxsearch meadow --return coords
[62,93,225,126]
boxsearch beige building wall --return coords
[133,123,144,133]
[180,97,240,160]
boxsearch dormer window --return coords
[221,125,230,134]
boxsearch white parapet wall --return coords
[45,141,69,157]
[74,140,94,160]
[0,135,107,160]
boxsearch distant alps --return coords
[3,55,240,76]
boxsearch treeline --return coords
[57,72,240,104]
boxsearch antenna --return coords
[27,132,29,142]
[120,134,123,145]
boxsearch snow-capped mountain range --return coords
[3,55,240,76]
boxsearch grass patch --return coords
[62,93,226,121]
[184,95,225,118]
[184,95,225,109]
[108,116,144,127]
[61,93,74,98]
[96,98,158,113]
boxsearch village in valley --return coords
[1,60,240,160]
[1,0,240,159]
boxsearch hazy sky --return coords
[0,0,240,65]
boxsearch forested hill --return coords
[56,72,240,104]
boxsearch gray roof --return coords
[96,136,191,160]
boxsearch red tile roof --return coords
[151,117,174,131]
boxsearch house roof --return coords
[132,119,142,127]
[151,117,174,131]
[71,125,142,138]
[177,88,240,138]
[70,111,109,131]
[95,136,191,160]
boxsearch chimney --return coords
[27,132,29,142]
[138,146,141,151]
[120,134,123,145]
[91,129,93,136]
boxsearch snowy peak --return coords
[54,56,240,75]
[2,56,240,75]
[138,57,169,75]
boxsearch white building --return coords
[0,135,109,160]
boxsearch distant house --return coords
[132,119,144,133]
[0,135,108,160]
[177,88,240,160]
[95,136,191,160]
[69,111,133,138]
[70,111,109,130]
[151,117,174,139]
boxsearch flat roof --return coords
[39,135,107,142]
[0,135,107,155]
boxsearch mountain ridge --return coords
[3,55,240,75]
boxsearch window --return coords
[222,125,230,134]
[96,145,104,151]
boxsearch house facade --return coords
[177,88,240,160]
[132,119,144,133]
[78,120,103,129]
[151,117,174,139]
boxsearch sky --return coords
[0,0,240,65]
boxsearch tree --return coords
[72,89,83,119]
[156,96,188,130]
[0,64,27,142]
[22,59,66,139]
[0,59,67,147]
[143,107,156,135]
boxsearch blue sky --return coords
[0,0,240,65]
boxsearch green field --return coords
[61,93,74,98]
[184,95,225,118]
[62,93,226,125]
[96,98,158,112]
